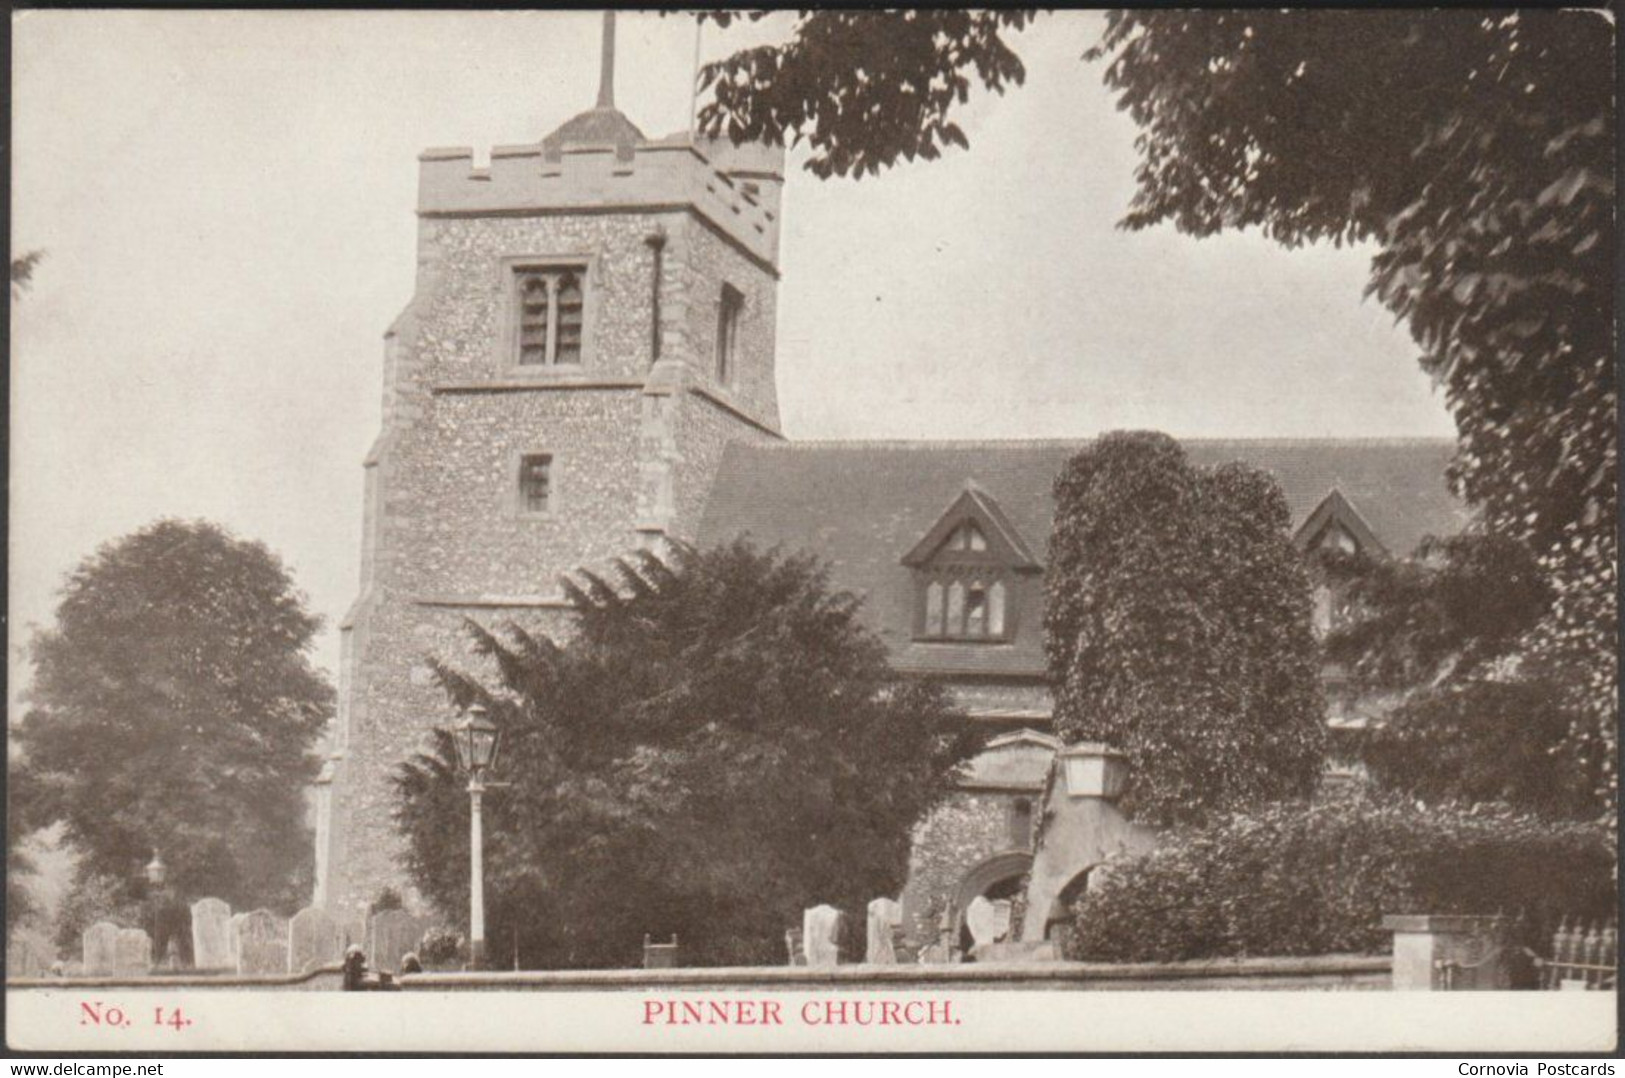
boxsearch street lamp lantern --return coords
[452,704,501,776]
[449,703,502,971]
[144,851,166,887]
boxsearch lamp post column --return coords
[468,775,486,970]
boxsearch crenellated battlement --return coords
[419,131,785,269]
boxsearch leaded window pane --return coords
[965,583,987,637]
[988,581,1006,637]
[924,581,944,636]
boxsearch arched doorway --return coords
[951,851,1033,959]
[1043,866,1096,948]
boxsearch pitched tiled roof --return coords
[694,438,1469,677]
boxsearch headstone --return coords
[82,921,120,975]
[227,912,248,971]
[964,896,1012,947]
[642,934,679,970]
[367,909,426,974]
[802,904,842,968]
[288,906,345,974]
[191,897,232,970]
[235,909,288,975]
[113,928,152,975]
[866,898,903,964]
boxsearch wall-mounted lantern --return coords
[1058,742,1128,800]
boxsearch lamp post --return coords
[451,704,501,970]
[143,851,166,970]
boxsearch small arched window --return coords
[1008,797,1033,849]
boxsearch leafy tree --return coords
[1046,431,1325,826]
[699,9,1617,811]
[396,540,978,969]
[15,519,334,929]
[1322,533,1603,818]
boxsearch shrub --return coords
[1063,796,1616,966]
[1046,432,1325,826]
[418,926,466,969]
[368,887,404,918]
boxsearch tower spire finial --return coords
[596,10,616,110]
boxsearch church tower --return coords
[314,13,786,916]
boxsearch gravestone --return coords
[82,921,120,975]
[802,904,842,968]
[113,927,152,975]
[367,909,426,974]
[226,912,248,970]
[191,898,232,970]
[235,909,288,975]
[866,898,903,965]
[964,896,1012,948]
[288,906,345,974]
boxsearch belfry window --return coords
[514,266,587,366]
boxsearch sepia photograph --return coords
[6,7,1618,1056]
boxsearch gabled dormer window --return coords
[903,483,1040,644]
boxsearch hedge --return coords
[1063,796,1616,965]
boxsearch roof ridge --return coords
[745,436,1457,450]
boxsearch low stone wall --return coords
[403,955,1391,992]
[6,957,1389,992]
[6,964,344,992]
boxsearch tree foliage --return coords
[14,519,333,924]
[395,540,978,969]
[701,9,1617,811]
[697,11,1035,178]
[1046,432,1325,826]
[10,250,45,299]
[1322,533,1603,819]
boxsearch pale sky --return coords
[10,10,1456,692]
